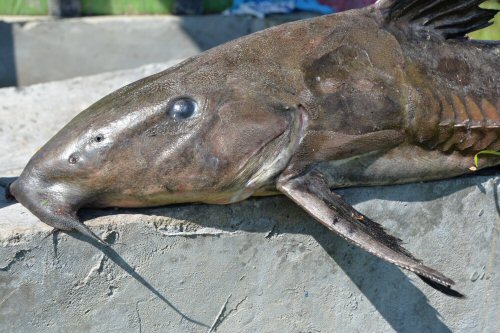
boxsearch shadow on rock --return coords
[0,177,18,209]
[66,230,210,329]
[494,179,500,217]
[314,228,452,333]
[339,174,496,205]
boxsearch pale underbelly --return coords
[315,144,499,189]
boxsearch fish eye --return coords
[167,98,198,120]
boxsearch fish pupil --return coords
[168,98,197,119]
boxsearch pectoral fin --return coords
[277,170,463,297]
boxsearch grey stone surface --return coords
[0,13,317,88]
[0,64,499,333]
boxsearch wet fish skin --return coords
[7,0,500,296]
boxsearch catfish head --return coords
[8,48,307,244]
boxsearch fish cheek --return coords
[205,101,289,183]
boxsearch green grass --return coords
[469,1,500,40]
[81,0,174,15]
[203,0,232,14]
[80,0,232,15]
[474,150,500,168]
[81,0,231,15]
[0,0,48,15]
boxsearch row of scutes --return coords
[412,91,500,152]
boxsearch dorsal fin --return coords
[376,0,499,39]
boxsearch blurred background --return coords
[0,0,498,88]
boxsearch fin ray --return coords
[377,0,499,39]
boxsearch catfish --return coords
[6,0,500,297]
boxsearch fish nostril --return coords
[94,134,104,143]
[68,154,79,164]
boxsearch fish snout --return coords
[9,177,77,230]
[8,176,106,244]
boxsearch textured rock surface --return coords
[1,64,499,333]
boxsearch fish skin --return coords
[7,0,500,296]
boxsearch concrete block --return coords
[0,63,499,332]
[0,13,317,87]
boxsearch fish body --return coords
[7,0,500,297]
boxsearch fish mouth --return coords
[228,105,308,203]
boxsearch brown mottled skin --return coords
[7,0,500,296]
